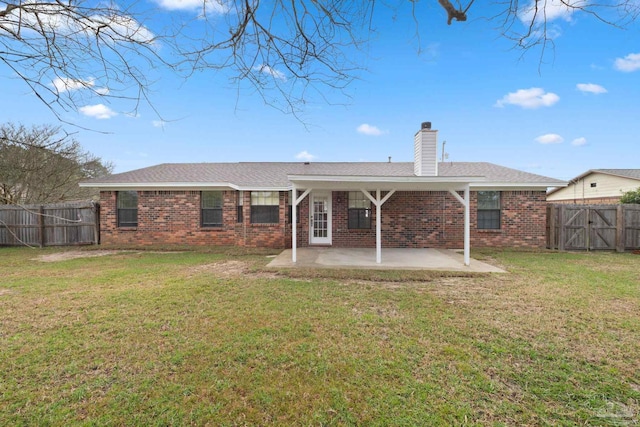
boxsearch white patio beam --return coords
[449,185,471,266]
[361,189,396,264]
[291,187,312,263]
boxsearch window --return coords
[117,191,138,227]
[477,191,501,230]
[348,191,371,229]
[201,191,223,227]
[251,191,279,224]
[237,191,243,223]
[590,182,597,188]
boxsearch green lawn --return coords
[1,247,639,426]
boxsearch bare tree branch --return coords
[0,0,638,121]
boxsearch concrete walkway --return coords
[267,248,505,273]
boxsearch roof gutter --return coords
[78,182,290,191]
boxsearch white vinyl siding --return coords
[413,128,438,176]
[548,173,640,202]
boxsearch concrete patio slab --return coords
[267,248,505,273]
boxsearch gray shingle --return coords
[593,169,640,180]
[82,161,565,188]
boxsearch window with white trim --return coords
[348,191,371,229]
[201,191,223,227]
[117,191,138,227]
[237,191,243,223]
[477,191,501,230]
[251,191,279,224]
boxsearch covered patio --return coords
[288,174,485,267]
[268,247,505,273]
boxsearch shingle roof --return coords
[82,161,564,189]
[592,169,640,180]
[438,162,562,184]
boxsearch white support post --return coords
[448,185,471,266]
[463,185,470,266]
[291,187,312,263]
[292,183,297,263]
[376,189,381,263]
[361,189,396,264]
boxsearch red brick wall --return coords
[473,190,548,248]
[99,189,547,249]
[327,190,546,249]
[100,190,288,248]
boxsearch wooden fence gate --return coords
[0,201,99,247]
[547,204,640,251]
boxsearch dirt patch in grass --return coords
[187,260,248,277]
[0,288,15,296]
[33,250,187,263]
[186,260,280,279]
[33,250,130,262]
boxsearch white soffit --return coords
[79,182,290,191]
[288,175,485,191]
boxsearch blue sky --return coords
[2,1,639,180]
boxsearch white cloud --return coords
[79,104,117,119]
[2,2,155,46]
[89,13,156,45]
[152,120,166,128]
[572,137,587,146]
[519,0,578,24]
[495,87,559,109]
[51,77,111,96]
[295,150,316,161]
[614,53,640,72]
[156,0,230,13]
[576,83,607,94]
[51,77,95,93]
[254,65,287,81]
[535,133,564,144]
[357,123,385,136]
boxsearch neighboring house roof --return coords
[547,169,640,196]
[80,161,565,190]
[591,169,640,180]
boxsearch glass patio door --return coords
[310,192,332,245]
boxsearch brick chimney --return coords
[414,122,438,176]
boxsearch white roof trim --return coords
[79,182,289,191]
[288,174,485,183]
[472,182,568,190]
[287,174,485,191]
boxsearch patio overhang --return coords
[287,174,485,191]
[287,174,485,267]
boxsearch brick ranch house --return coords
[80,123,566,265]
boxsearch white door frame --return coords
[309,191,332,245]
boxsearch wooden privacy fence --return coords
[547,204,640,251]
[0,201,99,247]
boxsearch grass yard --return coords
[1,247,639,426]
